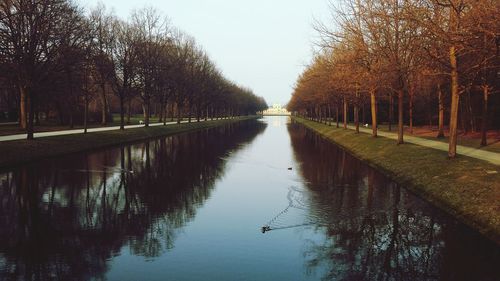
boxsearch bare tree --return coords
[89,4,116,126]
[132,7,169,127]
[112,19,139,130]
[0,0,86,139]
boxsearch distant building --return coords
[262,104,290,116]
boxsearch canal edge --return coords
[291,116,500,245]
[0,116,261,171]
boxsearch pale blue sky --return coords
[82,0,332,105]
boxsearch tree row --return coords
[0,0,267,139]
[287,0,499,157]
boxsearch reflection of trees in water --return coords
[0,120,267,281]
[289,123,500,281]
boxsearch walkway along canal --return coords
[0,116,498,280]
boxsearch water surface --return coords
[0,116,498,281]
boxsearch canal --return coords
[0,116,498,280]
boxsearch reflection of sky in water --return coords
[268,115,290,128]
[106,117,500,281]
[107,116,327,281]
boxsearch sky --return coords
[82,0,333,106]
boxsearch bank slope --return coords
[293,117,500,245]
[0,117,258,169]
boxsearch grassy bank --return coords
[0,116,258,169]
[293,117,500,244]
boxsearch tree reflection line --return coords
[288,122,500,281]
[0,120,267,281]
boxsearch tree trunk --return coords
[370,88,377,137]
[27,91,35,140]
[144,97,150,127]
[170,103,175,122]
[56,103,64,125]
[19,85,27,129]
[328,104,332,126]
[100,83,107,125]
[336,105,339,128]
[176,102,181,124]
[465,90,475,133]
[480,86,489,146]
[68,72,74,129]
[362,103,365,125]
[389,93,393,131]
[355,91,360,133]
[158,100,164,123]
[35,110,40,126]
[163,102,168,125]
[84,95,89,134]
[127,99,132,125]
[437,84,445,138]
[354,103,359,134]
[448,45,459,158]
[397,90,404,144]
[343,97,348,129]
[119,94,125,130]
[409,86,414,134]
[69,110,74,129]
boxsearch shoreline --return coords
[0,116,258,170]
[292,116,500,245]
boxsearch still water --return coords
[0,116,499,281]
